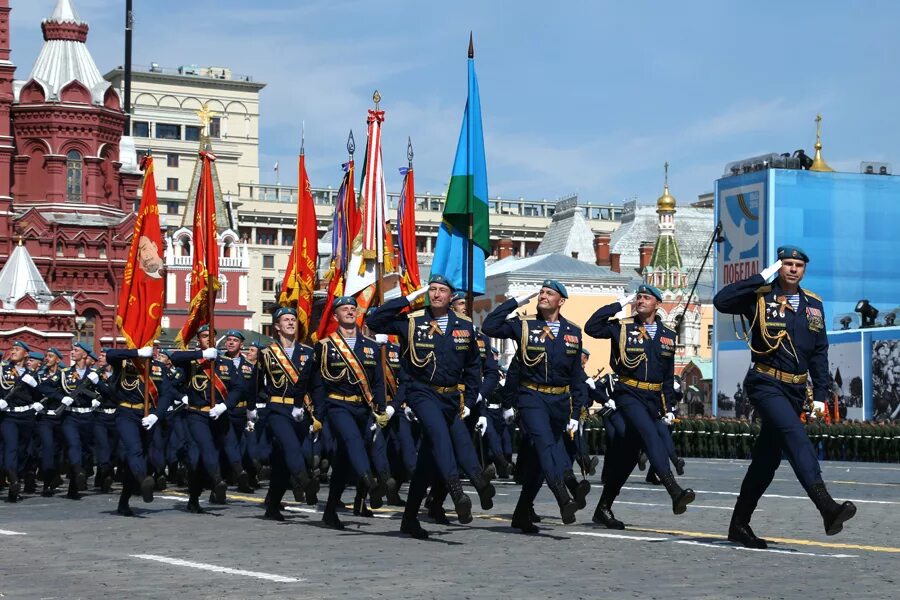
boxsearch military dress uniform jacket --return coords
[475,329,501,401]
[366,297,480,407]
[384,342,404,406]
[256,342,314,412]
[94,368,118,410]
[34,367,67,412]
[60,366,102,409]
[310,332,385,416]
[225,354,255,412]
[584,302,677,413]
[104,349,173,416]
[713,273,829,404]
[169,351,240,410]
[0,361,58,409]
[481,298,589,409]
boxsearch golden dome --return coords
[656,162,677,213]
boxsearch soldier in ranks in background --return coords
[574,348,602,476]
[482,280,590,533]
[1,342,58,502]
[245,341,270,485]
[714,246,856,548]
[168,325,238,512]
[91,348,119,493]
[32,347,65,496]
[483,362,515,479]
[311,296,389,529]
[585,284,695,529]
[222,329,256,493]
[59,342,102,499]
[375,331,418,502]
[366,275,481,539]
[104,345,173,516]
[257,307,318,522]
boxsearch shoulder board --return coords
[618,317,635,325]
[299,342,314,351]
[662,325,678,337]
[362,334,378,343]
[754,284,772,295]
[452,310,472,322]
[408,309,426,319]
[521,314,538,322]
[803,289,822,302]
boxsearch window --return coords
[155,123,181,140]
[167,153,179,168]
[166,178,178,191]
[256,229,277,245]
[66,150,83,202]
[282,231,295,246]
[77,243,86,258]
[166,202,179,215]
[262,255,274,269]
[132,121,150,137]
[262,278,274,292]
[707,325,713,348]
[56,242,63,257]
[209,117,221,138]
[185,125,201,142]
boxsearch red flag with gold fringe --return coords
[279,151,318,340]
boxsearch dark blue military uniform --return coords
[584,299,691,516]
[714,269,852,538]
[91,365,120,491]
[226,352,257,490]
[382,342,418,478]
[59,364,101,492]
[32,365,66,492]
[482,296,589,524]
[366,294,480,532]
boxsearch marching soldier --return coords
[104,345,173,516]
[311,296,389,529]
[169,325,238,512]
[222,329,256,493]
[257,307,317,521]
[366,275,480,539]
[59,342,102,499]
[482,279,590,532]
[91,349,119,492]
[714,246,856,548]
[584,284,695,529]
[33,347,66,496]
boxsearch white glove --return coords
[62,396,75,407]
[202,348,218,360]
[0,399,8,411]
[664,411,675,425]
[32,402,45,413]
[385,405,395,421]
[137,347,153,358]
[476,416,487,436]
[585,377,596,390]
[405,286,428,303]
[807,411,817,420]
[404,406,416,422]
[87,372,100,385]
[21,373,37,388]
[605,399,617,411]
[374,334,389,345]
[616,292,637,307]
[566,418,579,433]
[369,421,377,432]
[91,399,101,409]
[514,290,539,307]
[209,403,227,419]
[180,395,189,405]
[476,393,484,405]
[142,414,159,430]
[246,420,255,432]
[502,407,515,424]
[291,406,305,421]
[673,379,681,392]
[760,259,782,282]
[462,405,471,419]
[247,409,258,423]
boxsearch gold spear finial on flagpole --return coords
[373,90,381,111]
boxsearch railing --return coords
[169,255,245,268]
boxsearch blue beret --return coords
[224,329,244,341]
[161,349,175,359]
[100,347,110,354]
[47,347,64,359]
[28,351,45,361]
[777,245,809,263]
[273,306,297,320]
[13,340,31,351]
[88,351,98,361]
[250,341,266,350]
[74,342,92,355]
[428,274,455,291]
[637,284,663,302]
[333,296,357,309]
[450,291,466,303]
[541,279,568,299]
[491,347,500,355]
[581,347,591,357]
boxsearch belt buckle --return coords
[792,374,801,384]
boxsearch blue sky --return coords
[11,0,900,207]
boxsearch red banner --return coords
[175,151,220,348]
[279,152,318,340]
[397,165,421,295]
[116,155,165,349]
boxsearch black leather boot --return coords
[234,462,252,493]
[659,472,694,515]
[385,475,405,506]
[427,502,451,525]
[592,488,624,529]
[6,470,20,503]
[809,482,857,535]
[548,479,578,524]
[511,498,539,534]
[470,473,496,510]
[727,496,767,549]
[674,457,685,476]
[564,470,590,510]
[322,499,344,530]
[23,469,36,494]
[117,477,135,517]
[363,472,386,509]
[353,489,374,517]
[210,471,227,505]
[140,475,155,503]
[290,471,312,502]
[495,456,511,479]
[447,477,473,524]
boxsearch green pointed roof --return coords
[180,137,233,231]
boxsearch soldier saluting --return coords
[714,246,856,548]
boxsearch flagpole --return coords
[372,90,389,415]
[295,129,304,344]
[465,33,475,316]
[203,149,217,408]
